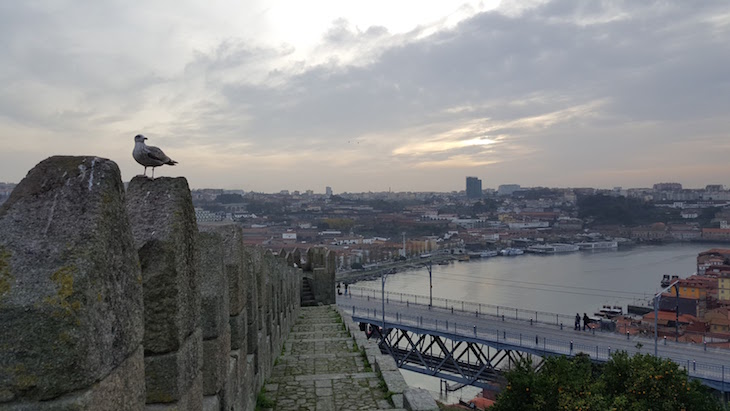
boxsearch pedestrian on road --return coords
[344,283,348,295]
[337,282,342,295]
[583,313,590,331]
[575,313,580,330]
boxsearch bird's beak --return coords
[143,137,148,140]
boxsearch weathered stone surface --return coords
[223,351,241,411]
[375,354,399,373]
[229,308,247,351]
[201,395,219,411]
[381,370,409,395]
[307,246,336,305]
[262,252,275,337]
[145,329,202,404]
[145,372,202,411]
[242,354,256,411]
[0,346,145,411]
[196,232,228,340]
[403,388,439,411]
[244,247,260,356]
[0,156,144,402]
[126,176,200,354]
[202,325,230,396]
[290,248,302,268]
[198,225,245,317]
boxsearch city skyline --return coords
[1,1,729,192]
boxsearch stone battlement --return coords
[0,156,307,410]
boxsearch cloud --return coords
[0,1,729,191]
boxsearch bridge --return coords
[337,286,730,393]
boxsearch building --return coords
[697,249,730,274]
[675,276,714,300]
[702,228,730,242]
[325,186,333,197]
[466,177,482,199]
[653,182,683,191]
[497,184,521,196]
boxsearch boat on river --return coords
[526,243,580,253]
[499,248,524,256]
[576,241,618,250]
[661,274,680,288]
[468,250,499,258]
[594,305,623,318]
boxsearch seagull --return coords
[132,134,177,178]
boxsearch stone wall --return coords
[0,157,301,411]
[304,247,336,305]
[0,157,145,410]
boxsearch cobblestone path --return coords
[263,305,402,410]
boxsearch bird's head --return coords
[134,134,147,143]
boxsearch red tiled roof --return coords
[643,311,698,323]
[469,397,496,409]
[699,248,730,255]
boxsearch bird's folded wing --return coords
[145,146,170,162]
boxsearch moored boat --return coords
[594,305,623,318]
[526,243,580,253]
[661,274,680,288]
[576,241,618,250]
[499,248,524,256]
[467,250,499,258]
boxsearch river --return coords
[353,242,727,404]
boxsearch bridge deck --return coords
[338,291,730,392]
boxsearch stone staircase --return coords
[301,276,317,306]
[263,305,405,410]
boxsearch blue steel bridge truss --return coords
[345,294,730,394]
[356,317,543,390]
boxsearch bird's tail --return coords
[166,160,178,165]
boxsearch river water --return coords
[353,242,726,404]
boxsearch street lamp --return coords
[425,260,433,308]
[381,270,388,338]
[654,282,681,357]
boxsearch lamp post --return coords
[381,270,388,338]
[654,281,681,357]
[426,260,433,308]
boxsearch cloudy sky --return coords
[1,0,729,193]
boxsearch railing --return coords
[347,285,575,327]
[343,303,730,389]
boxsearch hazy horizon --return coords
[1,1,729,192]
[3,177,727,196]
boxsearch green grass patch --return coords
[360,348,372,372]
[378,379,387,391]
[255,389,275,410]
[385,390,395,406]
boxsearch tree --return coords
[321,218,355,231]
[601,352,721,411]
[492,352,722,411]
[492,354,606,411]
[577,194,680,226]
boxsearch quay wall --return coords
[0,157,301,411]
